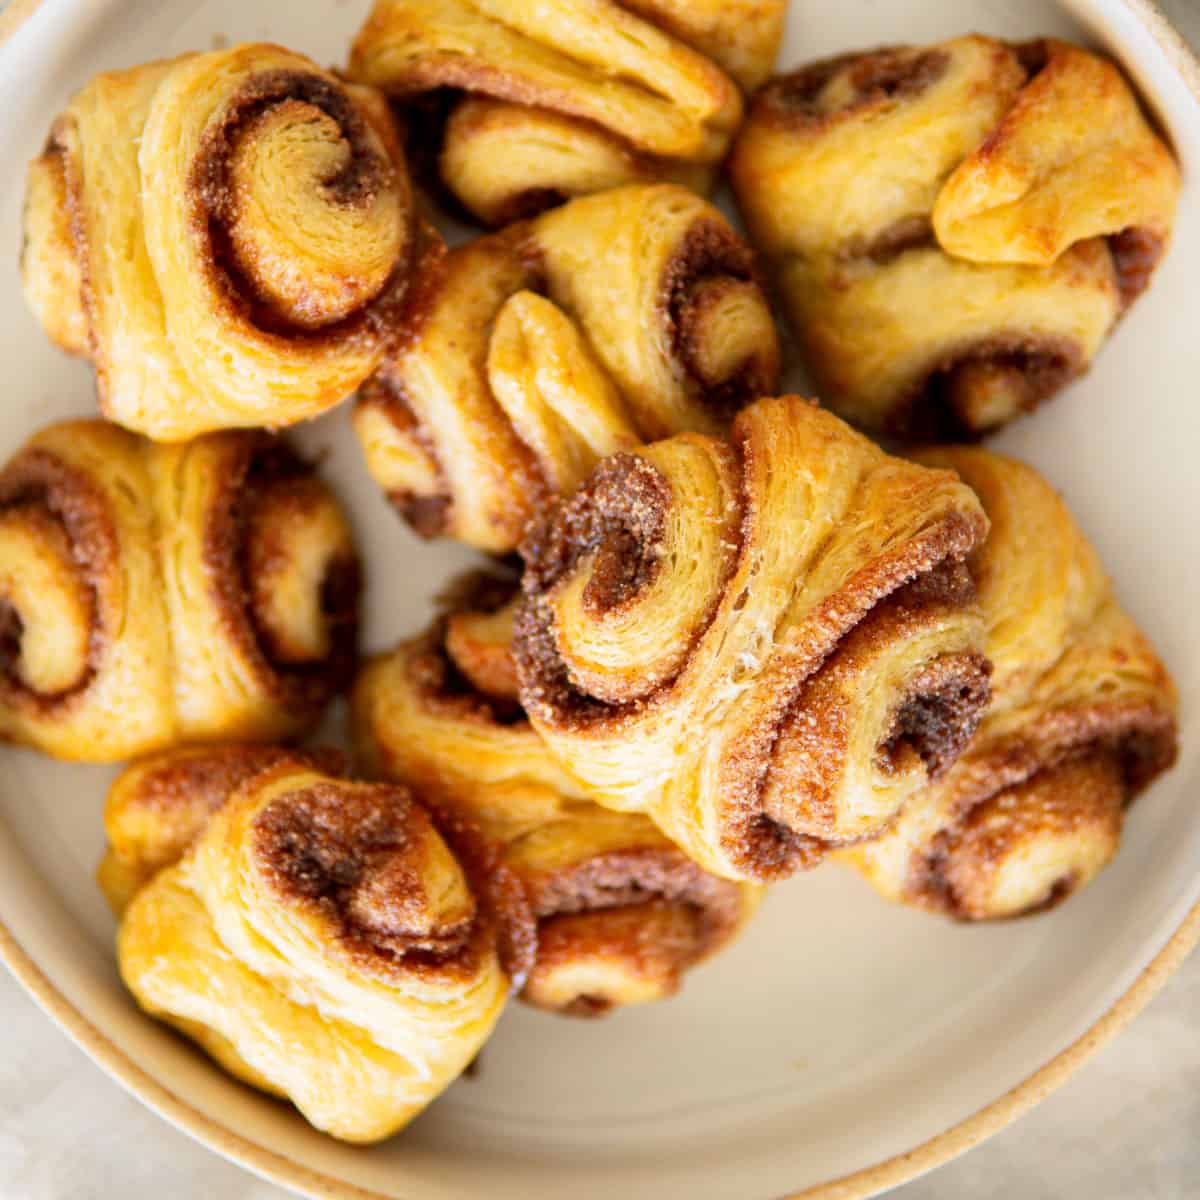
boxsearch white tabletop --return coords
[3,1,1199,1196]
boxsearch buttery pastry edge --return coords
[101,745,508,1142]
[512,395,994,883]
[840,448,1178,920]
[21,43,438,440]
[348,0,786,226]
[353,181,780,553]
[0,420,359,761]
[731,35,1180,438]
[353,575,762,1016]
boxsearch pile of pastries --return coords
[4,0,1181,1145]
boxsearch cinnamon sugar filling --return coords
[252,782,488,980]
[204,438,360,716]
[757,47,949,126]
[193,69,400,336]
[0,451,110,709]
[662,218,777,411]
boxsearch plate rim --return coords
[0,1,1196,1198]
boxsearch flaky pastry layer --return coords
[514,396,993,882]
[353,182,779,553]
[107,747,507,1142]
[0,420,359,761]
[731,36,1180,437]
[840,448,1178,919]
[353,583,759,1015]
[22,44,436,439]
[348,0,783,225]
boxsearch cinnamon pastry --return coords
[840,449,1178,919]
[353,183,780,553]
[513,395,993,883]
[108,748,507,1142]
[730,36,1180,438]
[354,579,760,1015]
[98,743,345,914]
[0,420,359,762]
[21,44,435,440]
[348,0,784,226]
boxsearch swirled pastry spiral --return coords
[98,742,346,915]
[21,44,437,440]
[730,36,1180,438]
[513,396,993,882]
[840,449,1178,920]
[108,747,507,1142]
[353,183,780,553]
[354,578,760,1015]
[0,420,359,762]
[348,0,783,226]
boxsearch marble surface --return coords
[2,1,1199,1197]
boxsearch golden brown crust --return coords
[22,45,440,439]
[112,745,334,824]
[192,69,397,331]
[442,597,521,702]
[348,0,783,225]
[529,900,702,1016]
[918,759,1125,920]
[110,747,508,1141]
[840,448,1179,920]
[731,35,1181,439]
[0,420,360,762]
[512,396,992,882]
[906,334,1085,443]
[352,590,759,1015]
[0,424,171,762]
[522,453,671,624]
[762,563,991,846]
[354,374,455,539]
[661,217,778,413]
[20,129,89,357]
[352,183,779,554]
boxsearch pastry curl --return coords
[21,44,436,440]
[353,183,780,553]
[0,420,359,762]
[98,743,345,914]
[513,396,993,882]
[348,0,783,227]
[730,36,1180,438]
[840,449,1178,919]
[350,580,753,1012]
[354,580,760,1015]
[109,748,507,1142]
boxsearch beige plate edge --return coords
[0,1,1196,1198]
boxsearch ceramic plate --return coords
[0,1,1197,1197]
